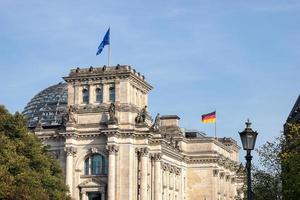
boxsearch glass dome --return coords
[22,82,68,128]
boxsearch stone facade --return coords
[25,65,244,200]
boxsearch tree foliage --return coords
[281,123,300,200]
[252,123,300,200]
[0,105,71,200]
[252,139,283,200]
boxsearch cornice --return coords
[183,137,234,153]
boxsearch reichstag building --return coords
[22,65,244,200]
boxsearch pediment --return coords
[78,178,105,188]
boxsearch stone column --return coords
[154,153,162,200]
[64,146,77,196]
[107,145,119,200]
[74,84,80,105]
[140,147,149,200]
[212,169,219,200]
[89,84,94,104]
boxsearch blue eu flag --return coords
[96,28,110,55]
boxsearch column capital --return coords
[64,146,77,157]
[140,147,149,157]
[106,144,119,155]
[213,169,219,177]
[153,153,162,161]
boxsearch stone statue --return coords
[108,103,118,124]
[150,113,160,132]
[67,105,76,124]
[35,114,43,130]
[135,106,148,124]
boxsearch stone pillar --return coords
[140,147,149,200]
[64,146,77,196]
[107,145,119,200]
[74,84,80,105]
[154,153,162,200]
[212,169,219,200]
[89,84,94,104]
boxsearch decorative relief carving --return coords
[108,103,118,125]
[153,153,162,161]
[64,146,77,157]
[106,145,119,155]
[213,169,219,177]
[161,161,181,175]
[219,172,225,178]
[89,147,98,154]
[135,106,148,125]
[35,114,43,131]
[225,175,230,181]
[74,103,140,114]
[65,105,77,124]
[140,147,149,157]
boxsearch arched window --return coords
[84,154,107,175]
[96,88,103,103]
[109,86,115,102]
[82,88,89,104]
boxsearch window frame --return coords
[84,153,107,176]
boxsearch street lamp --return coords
[239,119,258,200]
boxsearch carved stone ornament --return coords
[225,175,230,181]
[150,113,160,132]
[135,106,148,125]
[66,105,77,124]
[213,169,219,177]
[106,145,119,154]
[140,147,149,157]
[108,103,118,125]
[153,153,162,161]
[219,172,225,178]
[35,114,43,130]
[161,161,182,175]
[90,147,98,154]
[64,146,77,156]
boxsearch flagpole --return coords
[215,120,217,138]
[108,44,111,67]
[108,27,111,67]
[214,110,217,138]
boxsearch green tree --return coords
[0,105,71,200]
[252,138,283,200]
[281,123,300,200]
[252,123,300,200]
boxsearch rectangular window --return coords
[109,86,115,102]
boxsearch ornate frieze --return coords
[161,161,182,175]
[106,144,119,155]
[71,103,141,114]
[64,146,77,157]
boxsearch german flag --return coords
[201,111,216,123]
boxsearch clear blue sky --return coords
[0,0,299,161]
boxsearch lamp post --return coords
[239,119,258,200]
